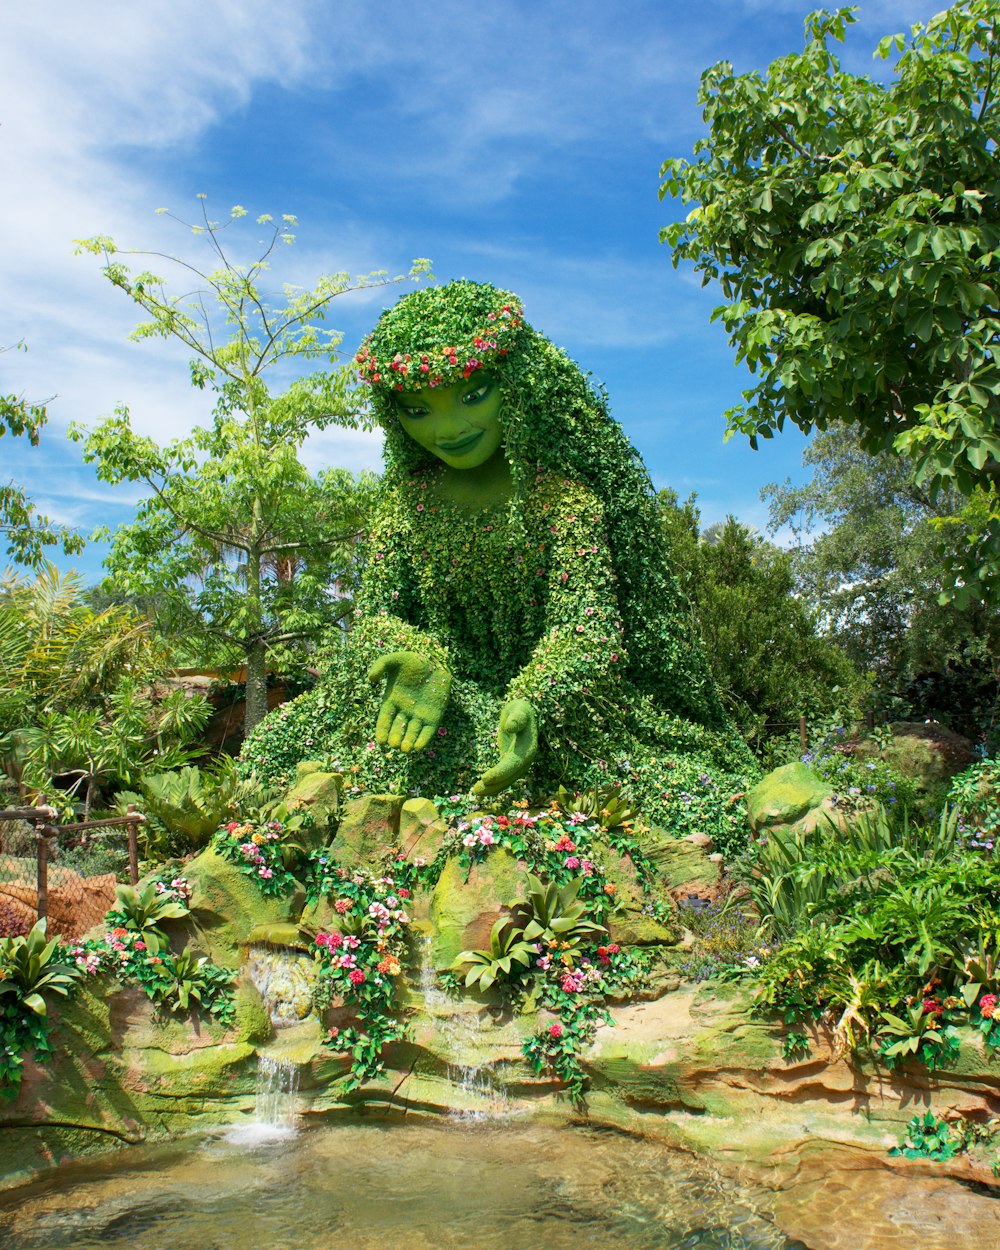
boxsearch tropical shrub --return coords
[735,802,1000,1061]
[100,877,235,1023]
[118,758,260,859]
[948,759,1000,851]
[0,564,210,816]
[0,920,91,1099]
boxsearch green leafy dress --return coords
[243,464,755,847]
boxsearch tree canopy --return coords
[764,426,999,733]
[660,2,1000,601]
[72,202,425,734]
[658,490,866,750]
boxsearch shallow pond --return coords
[0,1120,806,1250]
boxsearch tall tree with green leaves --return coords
[72,201,428,734]
[658,490,866,750]
[660,2,1000,603]
[764,426,999,731]
[1,343,85,568]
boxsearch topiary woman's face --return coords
[393,375,504,469]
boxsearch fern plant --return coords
[119,758,258,858]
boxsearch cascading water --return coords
[224,943,315,1145]
[418,937,514,1120]
[224,1054,300,1145]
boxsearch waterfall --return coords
[224,1054,300,1145]
[418,938,513,1121]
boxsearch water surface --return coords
[0,1120,804,1250]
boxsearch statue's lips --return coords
[436,431,484,454]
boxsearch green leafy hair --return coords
[361,279,726,724]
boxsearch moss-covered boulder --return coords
[284,762,343,848]
[855,721,975,794]
[329,793,403,868]
[748,762,833,834]
[183,845,305,966]
[399,796,448,863]
[428,848,525,969]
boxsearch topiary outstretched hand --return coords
[368,650,452,753]
[472,698,538,796]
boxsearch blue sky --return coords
[2,0,941,583]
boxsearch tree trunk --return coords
[244,532,269,739]
[244,635,269,739]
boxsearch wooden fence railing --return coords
[0,802,146,930]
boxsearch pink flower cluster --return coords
[981,994,998,1020]
[69,945,102,974]
[155,877,191,901]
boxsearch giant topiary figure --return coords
[243,281,755,847]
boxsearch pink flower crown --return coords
[356,303,524,391]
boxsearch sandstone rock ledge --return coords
[3,977,1000,1249]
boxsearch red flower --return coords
[922,998,944,1016]
[398,888,410,898]
[549,1023,563,1039]
[349,969,366,985]
[980,993,998,1019]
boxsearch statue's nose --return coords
[435,401,470,440]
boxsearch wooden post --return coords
[865,709,875,733]
[799,714,808,755]
[126,804,140,885]
[36,830,49,924]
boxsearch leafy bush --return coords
[948,759,1000,851]
[0,921,87,1099]
[739,802,1000,1060]
[118,758,260,859]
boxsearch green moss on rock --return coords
[748,762,831,832]
[428,848,524,968]
[330,793,404,868]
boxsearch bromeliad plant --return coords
[456,919,536,992]
[0,920,97,1099]
[101,876,235,1024]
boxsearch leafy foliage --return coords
[100,876,235,1023]
[0,564,210,813]
[661,3,1000,603]
[0,921,86,1099]
[118,759,260,859]
[658,490,867,748]
[737,801,1000,1061]
[1,342,85,568]
[764,426,999,728]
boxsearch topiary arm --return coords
[354,491,454,751]
[475,478,627,792]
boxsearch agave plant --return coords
[0,920,82,1017]
[453,918,536,991]
[511,873,606,952]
